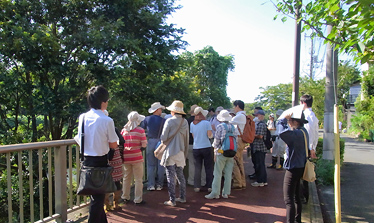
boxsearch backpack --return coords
[221,123,238,157]
[239,114,256,144]
[262,122,273,150]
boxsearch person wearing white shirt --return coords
[300,94,319,204]
[75,86,119,223]
[230,100,247,189]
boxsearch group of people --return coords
[75,85,319,223]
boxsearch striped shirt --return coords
[121,127,147,164]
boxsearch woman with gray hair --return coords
[159,100,189,207]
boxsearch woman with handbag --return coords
[159,100,189,207]
[75,86,119,223]
[120,111,148,205]
[278,105,309,223]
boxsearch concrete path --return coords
[319,133,374,223]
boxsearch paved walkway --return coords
[319,133,374,223]
[105,151,288,223]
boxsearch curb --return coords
[302,181,323,223]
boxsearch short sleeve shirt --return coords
[190,120,213,149]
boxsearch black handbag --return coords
[77,115,117,195]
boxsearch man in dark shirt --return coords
[141,102,166,191]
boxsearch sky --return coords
[167,0,327,103]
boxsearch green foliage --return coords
[273,0,374,64]
[179,46,235,109]
[350,65,374,140]
[254,83,293,114]
[315,137,345,185]
[0,0,186,142]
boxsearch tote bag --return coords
[154,119,184,160]
[300,129,316,182]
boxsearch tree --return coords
[351,65,374,140]
[273,0,374,64]
[0,0,186,141]
[253,83,293,113]
[179,46,235,109]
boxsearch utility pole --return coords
[292,1,302,106]
[323,25,338,160]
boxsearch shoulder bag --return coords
[154,118,184,160]
[300,129,316,182]
[77,115,117,195]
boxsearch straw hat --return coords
[124,111,145,131]
[193,106,208,117]
[148,102,165,114]
[167,100,186,115]
[189,104,198,115]
[217,110,232,122]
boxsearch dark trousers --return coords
[193,147,214,188]
[301,180,309,202]
[253,151,267,183]
[283,168,304,223]
[251,144,256,172]
[83,155,109,223]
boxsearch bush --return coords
[314,137,345,185]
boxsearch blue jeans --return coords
[193,147,214,188]
[211,155,234,196]
[146,138,165,188]
[165,165,186,202]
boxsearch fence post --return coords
[54,146,68,223]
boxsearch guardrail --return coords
[0,140,89,223]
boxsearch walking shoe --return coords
[175,198,186,203]
[267,164,276,168]
[208,188,212,192]
[276,164,283,170]
[263,182,268,186]
[156,185,163,191]
[164,200,176,207]
[194,188,200,192]
[222,194,229,199]
[205,193,220,199]
[147,186,155,191]
[134,200,146,205]
[251,182,264,187]
[248,173,256,179]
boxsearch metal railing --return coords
[0,140,89,223]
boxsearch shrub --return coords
[314,137,345,185]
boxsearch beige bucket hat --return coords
[148,102,165,114]
[166,100,186,115]
[193,106,208,117]
[217,110,232,122]
[124,111,146,131]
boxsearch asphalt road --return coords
[320,133,374,223]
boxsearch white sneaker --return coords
[147,186,155,191]
[222,194,229,199]
[194,188,200,192]
[251,182,264,187]
[156,185,163,191]
[263,182,268,186]
[164,200,176,206]
[205,193,220,199]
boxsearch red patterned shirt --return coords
[121,127,147,164]
[108,148,123,182]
